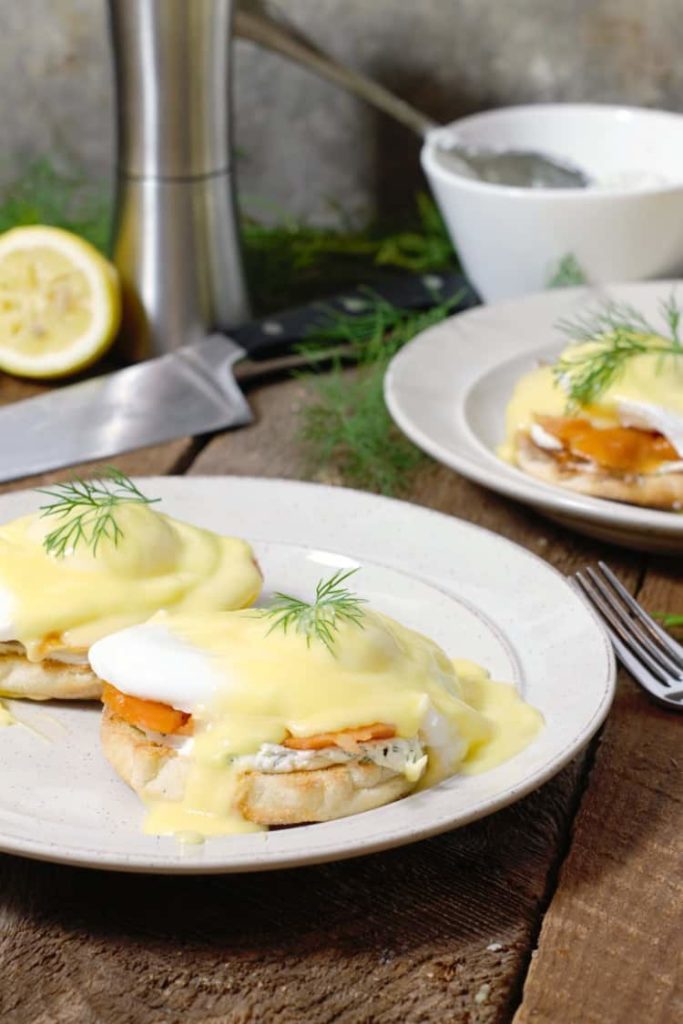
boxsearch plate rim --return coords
[0,475,615,873]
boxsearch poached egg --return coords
[0,503,262,663]
[500,337,683,473]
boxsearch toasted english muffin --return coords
[515,432,683,510]
[101,708,415,825]
[0,644,101,701]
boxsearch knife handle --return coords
[230,270,474,360]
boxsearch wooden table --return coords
[0,369,681,1024]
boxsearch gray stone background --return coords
[1,0,682,225]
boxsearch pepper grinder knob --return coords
[108,0,250,360]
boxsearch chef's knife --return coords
[0,271,471,482]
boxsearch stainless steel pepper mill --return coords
[108,0,250,360]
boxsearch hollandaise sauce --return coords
[0,505,261,659]
[0,700,15,727]
[453,661,543,774]
[97,610,544,839]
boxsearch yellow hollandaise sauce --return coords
[0,505,261,659]
[500,339,683,463]
[140,611,543,838]
[0,700,15,727]
[453,660,543,774]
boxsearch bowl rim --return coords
[421,102,683,200]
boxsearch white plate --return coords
[385,280,683,554]
[0,477,614,873]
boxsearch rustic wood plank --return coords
[190,376,311,481]
[0,371,53,406]
[513,570,683,1024]
[0,440,197,496]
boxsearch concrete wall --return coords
[1,1,682,224]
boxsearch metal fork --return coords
[573,562,683,712]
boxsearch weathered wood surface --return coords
[0,372,679,1024]
[514,570,683,1024]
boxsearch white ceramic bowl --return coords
[421,104,683,302]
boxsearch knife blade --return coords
[0,270,471,482]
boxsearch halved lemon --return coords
[0,225,121,379]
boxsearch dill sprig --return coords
[553,294,683,407]
[548,253,587,289]
[0,158,110,251]
[261,569,366,653]
[38,468,160,558]
[243,191,456,312]
[298,285,466,494]
[654,611,683,629]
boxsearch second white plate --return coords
[385,280,683,553]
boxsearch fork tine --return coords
[597,562,683,669]
[582,600,679,708]
[574,572,674,686]
[585,567,683,680]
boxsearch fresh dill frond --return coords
[298,287,466,495]
[548,253,587,289]
[372,193,456,272]
[300,280,464,362]
[242,191,456,312]
[0,158,110,252]
[553,294,683,407]
[553,331,653,408]
[662,293,682,348]
[557,298,667,343]
[300,360,426,496]
[261,569,366,653]
[653,612,683,628]
[38,468,160,558]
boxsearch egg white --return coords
[89,620,222,713]
[616,399,683,457]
